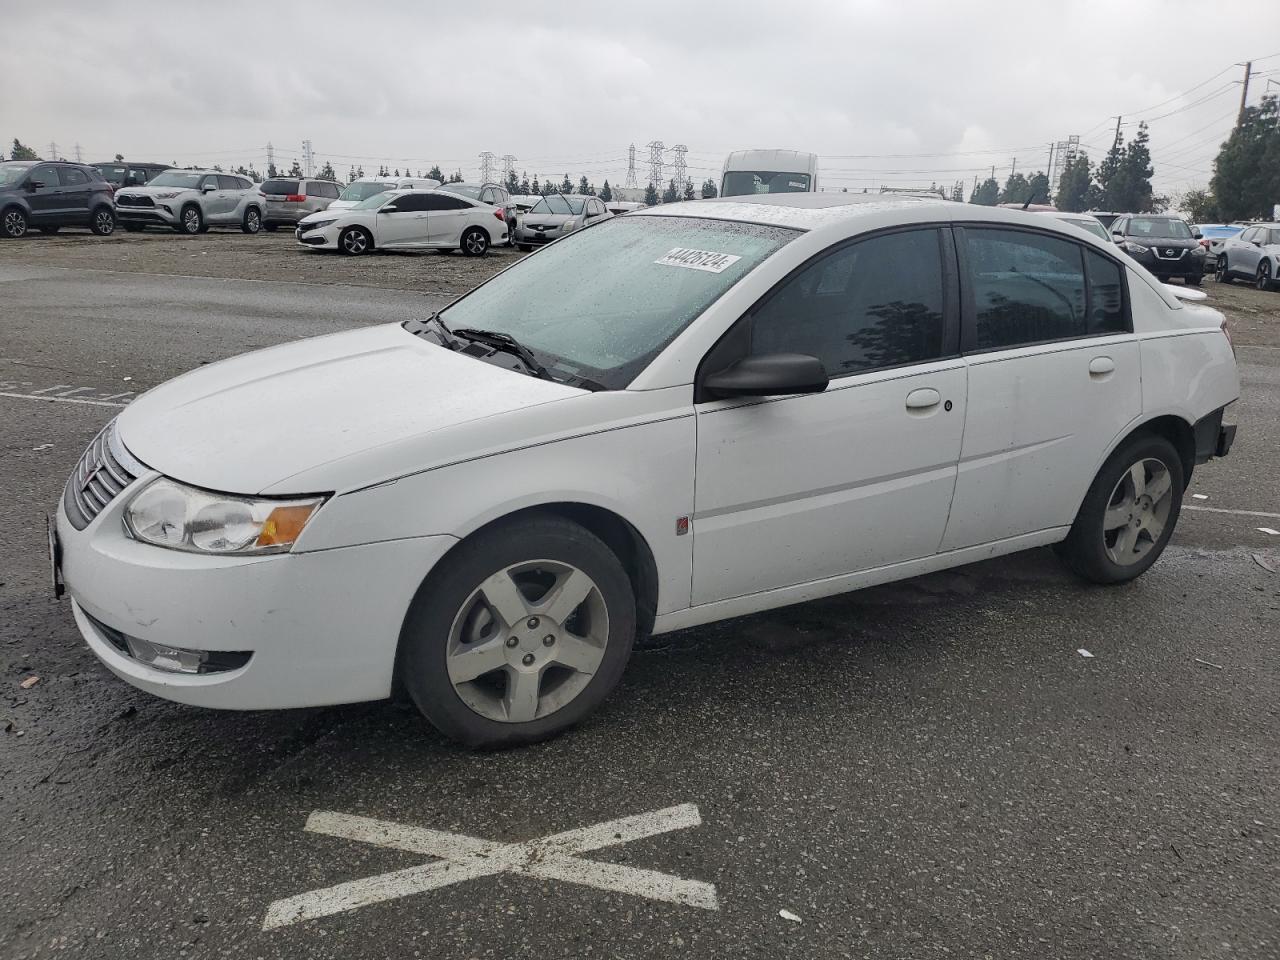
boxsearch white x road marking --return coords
[263,803,717,929]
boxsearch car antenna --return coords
[1022,185,1047,211]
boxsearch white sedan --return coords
[55,194,1239,747]
[295,187,506,256]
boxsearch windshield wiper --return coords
[451,327,553,381]
[404,312,459,348]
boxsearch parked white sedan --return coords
[56,194,1239,747]
[295,187,507,255]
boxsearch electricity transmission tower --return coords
[48,142,59,161]
[73,143,83,162]
[478,151,496,184]
[671,144,688,193]
[501,154,516,185]
[301,140,314,177]
[645,141,664,187]
[624,144,638,190]
[266,142,275,173]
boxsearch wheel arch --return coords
[1102,413,1196,483]
[390,500,659,700]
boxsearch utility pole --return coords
[1009,157,1016,178]
[1237,61,1253,127]
[1111,116,1123,152]
[301,140,314,177]
[266,142,275,174]
[1046,142,1056,184]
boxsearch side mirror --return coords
[27,179,45,190]
[202,183,217,192]
[381,205,398,213]
[703,353,828,399]
[1192,229,1202,239]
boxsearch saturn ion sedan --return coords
[295,187,506,256]
[54,194,1239,747]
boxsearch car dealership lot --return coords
[2,252,1279,958]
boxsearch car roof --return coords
[635,192,949,230]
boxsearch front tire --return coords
[1055,433,1184,585]
[461,226,489,257]
[338,226,371,255]
[2,207,29,239]
[1216,256,1232,283]
[1185,271,1202,287]
[1258,260,1275,292]
[90,206,116,236]
[241,206,261,234]
[176,204,202,235]
[399,515,636,748]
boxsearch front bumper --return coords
[57,491,456,710]
[516,226,569,245]
[115,205,180,226]
[1127,247,1205,278]
[295,223,341,249]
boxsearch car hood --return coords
[114,184,198,198]
[522,214,574,228]
[117,324,581,495]
[1124,236,1200,250]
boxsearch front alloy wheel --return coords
[339,227,369,255]
[1216,257,1231,283]
[2,208,28,238]
[1258,260,1274,292]
[91,207,116,236]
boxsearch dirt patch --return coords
[2,227,523,297]
[1200,278,1280,348]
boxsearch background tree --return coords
[267,161,278,178]
[356,165,365,179]
[113,152,124,163]
[969,177,999,205]
[1055,154,1095,212]
[246,165,261,182]
[578,175,591,195]
[701,178,718,199]
[997,172,1030,204]
[1097,122,1155,212]
[1211,94,1280,221]
[288,159,303,178]
[393,168,401,177]
[318,161,336,181]
[950,182,964,202]
[11,139,39,160]
[531,175,541,195]
[449,169,464,183]
[427,164,444,182]
[561,173,574,193]
[644,182,659,206]
[1179,188,1218,223]
[599,180,613,202]
[1025,171,1050,205]
[348,165,357,183]
[212,164,224,172]
[506,169,520,194]
[662,178,679,203]
[682,179,696,201]
[519,172,531,194]
[541,179,557,195]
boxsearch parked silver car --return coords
[514,194,612,250]
[1215,223,1279,290]
[114,170,265,234]
[260,177,342,230]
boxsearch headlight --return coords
[1191,245,1207,256]
[124,478,325,555]
[562,219,578,231]
[1122,241,1148,254]
[153,191,182,200]
[304,219,336,231]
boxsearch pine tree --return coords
[506,169,520,194]
[701,178,718,199]
[318,161,336,181]
[356,165,364,179]
[519,172,531,194]
[531,176,541,195]
[683,180,695,201]
[1025,171,1050,205]
[427,165,444,182]
[997,172,1030,204]
[578,175,591,195]
[1054,154,1094,212]
[288,159,303,178]
[969,177,999,205]
[267,161,278,179]
[348,165,357,183]
[1211,94,1280,220]
[561,173,573,193]
[644,182,659,205]
[599,180,613,202]
[662,179,679,203]
[10,139,39,161]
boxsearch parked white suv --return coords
[115,170,265,234]
[54,194,1239,748]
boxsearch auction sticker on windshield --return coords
[655,248,743,273]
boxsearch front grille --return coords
[115,195,155,208]
[1154,247,1185,260]
[63,422,147,531]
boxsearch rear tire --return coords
[90,206,116,236]
[1055,433,1184,585]
[1216,256,1232,283]
[241,206,261,234]
[2,207,29,238]
[399,515,636,748]
[461,226,489,257]
[1258,260,1275,292]
[176,204,202,235]
[338,226,371,255]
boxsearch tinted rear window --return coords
[261,179,300,195]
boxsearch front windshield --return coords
[338,181,396,202]
[147,171,203,189]
[1126,217,1193,240]
[438,215,798,389]
[721,170,812,197]
[447,185,483,199]
[0,164,34,186]
[1199,225,1243,239]
[1061,217,1109,241]
[530,195,586,215]
[352,192,395,211]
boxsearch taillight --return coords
[1199,238,1210,248]
[284,194,306,202]
[493,209,505,222]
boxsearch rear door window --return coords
[217,175,243,190]
[963,228,1087,349]
[1084,250,1129,335]
[62,167,89,186]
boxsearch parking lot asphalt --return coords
[2,254,1279,960]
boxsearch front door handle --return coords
[1089,356,1116,377]
[905,388,941,410]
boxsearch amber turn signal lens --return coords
[256,504,319,547]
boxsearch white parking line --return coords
[1184,505,1280,520]
[0,390,128,408]
[262,803,717,930]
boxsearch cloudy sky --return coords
[8,0,1280,198]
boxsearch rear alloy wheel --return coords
[399,515,636,747]
[177,205,202,235]
[1257,260,1274,292]
[90,206,116,236]
[1216,256,1232,283]
[339,226,370,255]
[461,226,489,257]
[241,207,261,234]
[2,207,28,239]
[1055,433,1183,585]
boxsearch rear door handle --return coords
[905,388,941,410]
[1089,356,1115,377]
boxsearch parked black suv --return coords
[93,161,169,192]
[1110,214,1207,285]
[0,160,117,238]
